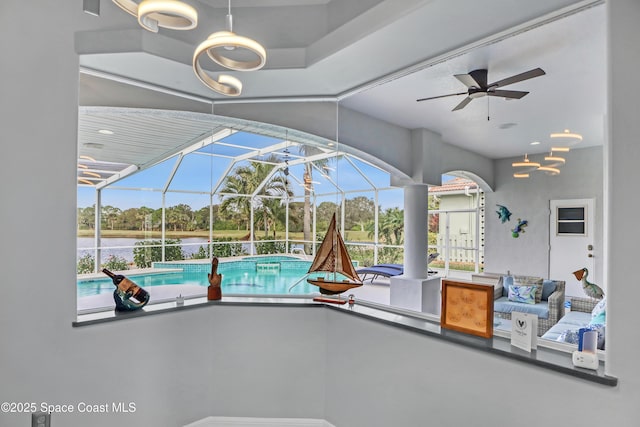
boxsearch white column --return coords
[403,184,429,278]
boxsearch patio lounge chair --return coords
[357,264,403,282]
[357,253,440,282]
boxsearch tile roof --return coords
[429,177,478,194]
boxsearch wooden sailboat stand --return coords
[305,213,364,297]
[312,296,348,305]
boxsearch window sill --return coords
[73,295,617,387]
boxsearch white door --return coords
[549,198,595,298]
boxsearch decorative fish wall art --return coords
[496,204,512,223]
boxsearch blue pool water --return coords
[77,256,320,298]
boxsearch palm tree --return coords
[378,207,404,245]
[219,173,252,230]
[101,205,122,230]
[220,155,291,236]
[297,144,331,252]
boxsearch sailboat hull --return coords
[307,278,363,294]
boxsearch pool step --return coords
[256,262,280,274]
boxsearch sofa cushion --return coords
[494,297,550,319]
[508,285,537,304]
[501,275,514,297]
[540,311,592,341]
[557,324,605,350]
[590,297,606,325]
[513,275,544,303]
[541,279,557,301]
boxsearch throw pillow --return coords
[541,279,557,301]
[557,325,605,350]
[514,275,544,303]
[557,329,580,345]
[591,297,606,325]
[501,275,514,297]
[508,285,537,304]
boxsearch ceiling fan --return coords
[416,67,546,111]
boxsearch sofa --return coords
[541,297,606,349]
[492,275,566,336]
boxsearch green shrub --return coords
[102,254,129,271]
[378,246,403,264]
[133,239,184,268]
[191,245,210,259]
[347,246,374,267]
[255,240,288,255]
[77,253,95,274]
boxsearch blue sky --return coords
[78,131,411,211]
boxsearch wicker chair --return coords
[494,280,565,336]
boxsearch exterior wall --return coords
[436,193,480,263]
[2,2,640,427]
[484,146,603,284]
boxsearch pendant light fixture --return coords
[512,154,540,179]
[549,128,582,152]
[191,64,243,96]
[537,165,561,175]
[193,0,266,95]
[550,129,583,141]
[512,154,540,169]
[193,0,266,72]
[544,151,566,167]
[112,0,198,32]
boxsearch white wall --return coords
[324,310,630,427]
[0,3,327,426]
[484,146,603,284]
[2,1,640,427]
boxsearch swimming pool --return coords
[77,256,323,298]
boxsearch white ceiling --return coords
[342,4,606,159]
[78,0,606,163]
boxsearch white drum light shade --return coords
[112,0,198,32]
[196,31,266,71]
[138,0,198,32]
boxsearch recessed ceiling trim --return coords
[335,0,604,102]
[80,67,214,104]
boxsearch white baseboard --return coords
[183,416,336,427]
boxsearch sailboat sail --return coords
[306,213,362,294]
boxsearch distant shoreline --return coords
[76,229,369,241]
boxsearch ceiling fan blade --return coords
[455,69,487,89]
[490,67,545,88]
[417,92,467,102]
[452,96,473,111]
[487,90,529,99]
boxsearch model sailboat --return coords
[307,213,363,302]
